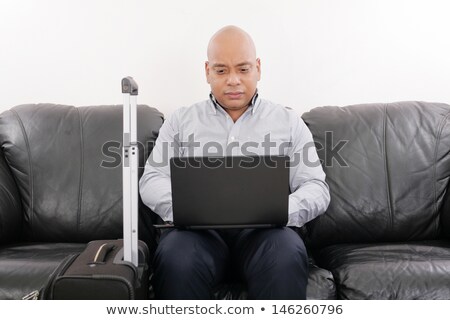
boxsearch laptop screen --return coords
[170,155,290,229]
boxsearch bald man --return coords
[140,26,330,299]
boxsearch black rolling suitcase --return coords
[49,239,149,299]
[47,77,150,300]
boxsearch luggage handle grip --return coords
[121,76,138,95]
[90,243,115,265]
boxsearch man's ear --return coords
[205,61,211,84]
[256,58,261,81]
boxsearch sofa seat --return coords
[306,262,336,299]
[315,240,450,299]
[0,243,86,299]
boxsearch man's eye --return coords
[240,68,249,73]
[215,69,226,74]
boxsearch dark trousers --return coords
[152,227,308,299]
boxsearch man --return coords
[139,25,330,299]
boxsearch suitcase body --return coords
[49,239,150,299]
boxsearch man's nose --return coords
[226,71,241,86]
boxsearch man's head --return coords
[205,26,261,116]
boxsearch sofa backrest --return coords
[302,101,450,248]
[0,104,163,245]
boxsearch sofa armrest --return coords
[0,148,22,243]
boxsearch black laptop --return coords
[168,155,290,229]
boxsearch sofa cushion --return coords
[0,104,163,244]
[306,263,336,299]
[302,102,450,248]
[0,243,86,299]
[315,240,450,299]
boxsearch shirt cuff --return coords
[287,196,301,227]
[159,205,174,223]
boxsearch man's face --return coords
[205,42,261,111]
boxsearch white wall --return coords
[1,0,449,117]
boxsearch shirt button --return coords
[230,136,235,140]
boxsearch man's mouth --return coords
[225,92,244,99]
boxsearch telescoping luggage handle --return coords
[122,77,139,267]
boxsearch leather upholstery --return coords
[0,149,22,244]
[438,177,450,237]
[0,104,163,299]
[0,104,163,243]
[316,240,450,299]
[2,101,450,300]
[302,101,450,299]
[302,101,450,247]
[0,243,85,299]
[306,262,336,299]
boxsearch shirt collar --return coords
[208,89,260,115]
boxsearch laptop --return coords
[168,155,290,229]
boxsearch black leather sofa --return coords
[1,101,450,299]
[0,104,163,299]
[302,101,450,299]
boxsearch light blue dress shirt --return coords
[139,93,330,227]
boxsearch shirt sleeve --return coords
[139,113,178,222]
[287,113,331,227]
